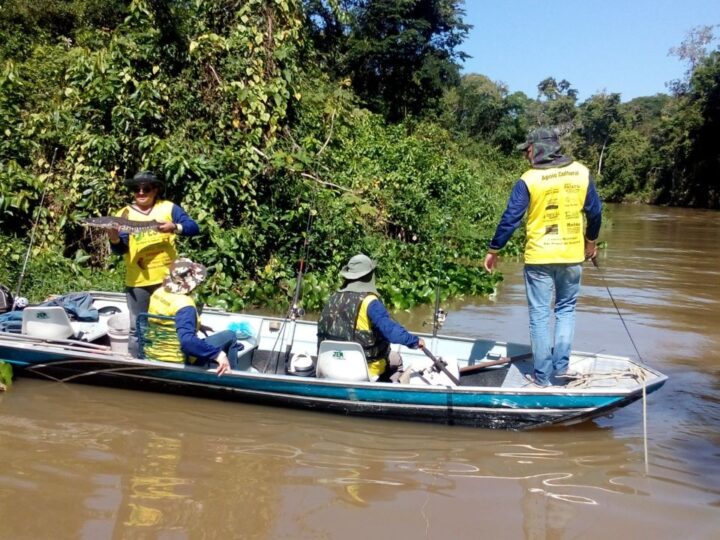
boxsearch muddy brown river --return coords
[1,203,718,539]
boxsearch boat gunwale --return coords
[0,330,668,399]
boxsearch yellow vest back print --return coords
[116,200,177,287]
[521,162,590,264]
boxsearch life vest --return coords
[317,291,391,365]
[145,287,198,363]
[521,161,590,264]
[115,200,177,287]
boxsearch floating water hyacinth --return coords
[0,361,12,391]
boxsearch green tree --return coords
[438,74,530,152]
[654,50,720,207]
[574,92,622,176]
[304,0,470,122]
[528,76,578,127]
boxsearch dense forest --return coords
[0,1,718,311]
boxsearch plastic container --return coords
[287,352,315,377]
[106,314,130,355]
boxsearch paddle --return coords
[459,352,533,375]
[421,346,460,386]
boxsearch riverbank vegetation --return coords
[0,1,718,311]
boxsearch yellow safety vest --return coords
[521,162,590,264]
[356,295,388,379]
[145,287,197,363]
[115,200,177,287]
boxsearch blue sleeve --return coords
[109,234,129,255]
[175,306,221,362]
[583,179,602,241]
[367,299,420,348]
[488,180,529,250]
[171,204,200,237]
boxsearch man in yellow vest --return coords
[483,128,602,387]
[317,254,426,381]
[144,258,238,375]
[108,170,199,356]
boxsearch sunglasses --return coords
[132,184,156,194]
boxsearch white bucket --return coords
[106,314,130,355]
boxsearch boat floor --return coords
[247,349,603,390]
[247,349,651,391]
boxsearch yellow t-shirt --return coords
[115,200,177,287]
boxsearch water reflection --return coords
[0,380,656,539]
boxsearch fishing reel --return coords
[423,307,448,329]
[289,304,305,320]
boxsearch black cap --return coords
[124,170,164,189]
[516,127,559,151]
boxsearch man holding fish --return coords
[106,170,199,356]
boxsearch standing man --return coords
[108,170,200,356]
[483,128,602,387]
[317,253,425,381]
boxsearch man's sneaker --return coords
[524,373,552,388]
[555,370,581,379]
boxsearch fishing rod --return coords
[14,148,59,306]
[269,190,316,374]
[590,256,644,362]
[430,225,449,338]
[432,284,442,338]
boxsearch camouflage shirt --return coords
[317,291,390,361]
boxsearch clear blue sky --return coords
[460,0,720,102]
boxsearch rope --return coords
[561,365,649,388]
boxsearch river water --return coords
[1,204,719,539]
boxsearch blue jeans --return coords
[200,330,245,370]
[524,263,583,386]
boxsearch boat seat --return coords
[21,306,107,342]
[316,340,371,382]
[234,336,259,371]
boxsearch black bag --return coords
[0,284,14,313]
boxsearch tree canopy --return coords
[0,3,717,313]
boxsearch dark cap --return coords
[516,128,559,151]
[124,170,164,189]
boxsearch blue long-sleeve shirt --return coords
[110,203,200,255]
[174,306,221,362]
[489,177,602,251]
[367,299,420,348]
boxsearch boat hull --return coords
[2,346,666,431]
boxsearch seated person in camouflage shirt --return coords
[317,254,425,381]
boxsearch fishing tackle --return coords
[15,148,58,304]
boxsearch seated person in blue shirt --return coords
[317,253,425,381]
[144,258,242,375]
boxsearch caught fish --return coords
[81,216,162,233]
